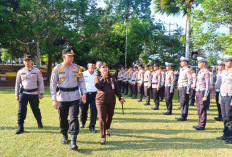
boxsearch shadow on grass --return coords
[78,128,231,155]
[0,126,60,134]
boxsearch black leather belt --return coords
[56,86,79,92]
[144,81,148,83]
[23,88,38,92]
[152,83,158,84]
[87,92,97,95]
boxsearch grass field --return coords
[0,89,232,157]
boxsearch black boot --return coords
[70,135,78,150]
[62,134,68,144]
[38,122,43,129]
[15,124,24,134]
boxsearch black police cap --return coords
[24,55,33,61]
[62,48,75,55]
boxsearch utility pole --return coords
[164,22,175,36]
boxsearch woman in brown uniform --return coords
[94,62,125,145]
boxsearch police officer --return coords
[151,64,161,110]
[205,65,213,110]
[159,67,165,101]
[131,66,138,99]
[117,68,122,91]
[80,60,98,133]
[214,61,225,121]
[50,48,87,150]
[128,66,134,97]
[164,62,174,115]
[122,68,129,95]
[216,56,232,144]
[190,68,197,106]
[193,57,210,130]
[94,62,125,144]
[143,64,152,106]
[176,56,192,121]
[137,64,144,102]
[15,55,44,134]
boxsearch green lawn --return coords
[0,89,231,157]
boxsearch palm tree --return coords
[154,0,200,58]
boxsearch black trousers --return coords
[18,93,42,125]
[80,92,97,129]
[206,91,211,110]
[133,83,138,98]
[196,91,207,128]
[179,87,189,119]
[190,88,196,106]
[144,86,150,103]
[124,82,129,94]
[160,86,164,100]
[216,92,222,118]
[129,83,133,96]
[117,80,122,91]
[152,88,160,108]
[165,87,174,113]
[138,83,144,101]
[58,100,79,135]
[221,96,232,138]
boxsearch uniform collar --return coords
[62,62,73,68]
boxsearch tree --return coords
[154,0,202,58]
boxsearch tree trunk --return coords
[47,54,52,82]
[125,18,128,68]
[36,41,41,68]
[185,14,191,58]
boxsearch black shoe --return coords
[151,107,159,110]
[178,107,181,110]
[164,112,172,115]
[216,136,227,140]
[38,123,43,129]
[89,128,97,133]
[15,125,24,134]
[214,117,223,121]
[193,125,205,130]
[143,103,150,106]
[137,100,142,102]
[70,135,78,150]
[62,134,68,144]
[225,138,232,144]
[106,133,111,136]
[189,103,194,106]
[80,124,84,128]
[101,138,106,145]
[176,117,187,121]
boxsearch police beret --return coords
[24,55,33,61]
[197,57,207,63]
[88,59,96,64]
[180,56,189,62]
[62,48,75,55]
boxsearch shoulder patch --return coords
[52,68,57,73]
[77,65,83,78]
[204,72,209,78]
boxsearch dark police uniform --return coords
[94,62,123,143]
[15,55,44,134]
[50,48,86,149]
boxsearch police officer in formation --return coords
[122,68,129,95]
[176,57,192,121]
[164,62,174,115]
[214,61,225,121]
[131,66,138,99]
[15,55,44,134]
[80,60,98,133]
[193,57,210,130]
[143,64,152,106]
[137,65,144,102]
[189,68,197,106]
[50,48,87,150]
[216,56,232,144]
[151,64,161,110]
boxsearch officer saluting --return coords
[164,62,174,115]
[15,55,44,134]
[176,56,192,121]
[50,48,87,150]
[193,57,210,130]
[216,55,232,144]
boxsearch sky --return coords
[97,0,227,34]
